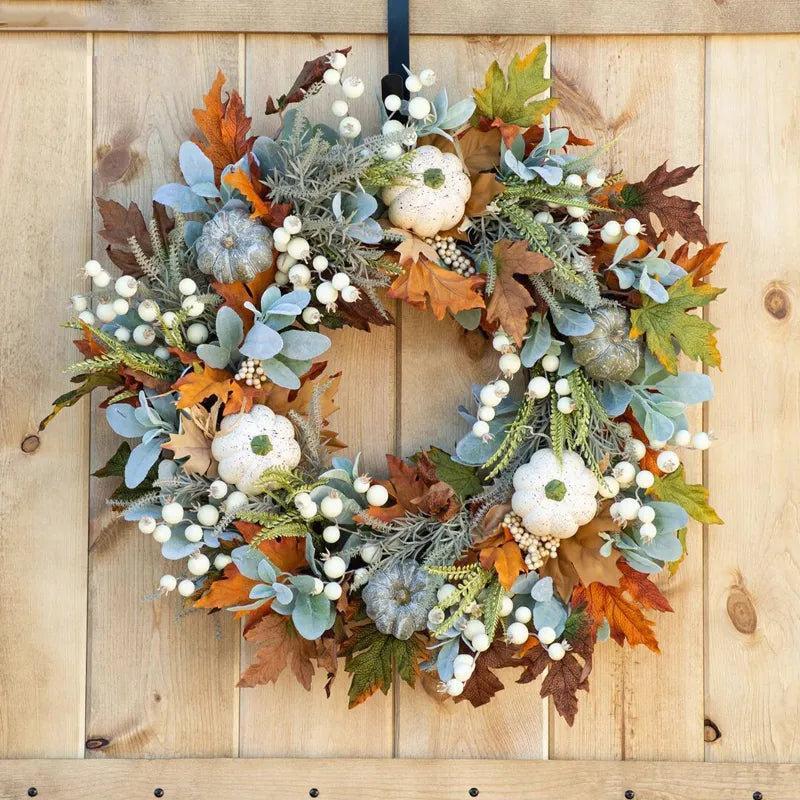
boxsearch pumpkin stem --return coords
[222,234,236,249]
[544,478,567,502]
[422,167,445,189]
[250,434,273,456]
[394,587,412,605]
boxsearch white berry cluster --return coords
[380,67,437,160]
[234,357,266,388]
[504,511,561,570]
[525,352,579,413]
[272,214,361,315]
[73,261,209,355]
[146,479,248,598]
[424,234,476,276]
[320,51,366,140]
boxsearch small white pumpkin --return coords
[511,449,599,539]
[381,145,471,237]
[211,404,301,495]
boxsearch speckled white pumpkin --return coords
[381,145,471,237]
[211,404,300,495]
[511,449,599,539]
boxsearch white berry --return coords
[528,376,551,399]
[405,74,422,92]
[178,277,197,296]
[331,272,351,291]
[637,505,656,524]
[585,167,606,188]
[153,524,172,543]
[209,481,228,500]
[554,378,571,396]
[547,642,566,661]
[92,271,111,288]
[197,504,220,527]
[384,94,402,112]
[339,116,362,139]
[437,584,457,603]
[185,524,204,543]
[188,553,210,576]
[366,484,389,507]
[83,259,103,277]
[96,303,116,323]
[691,432,711,450]
[613,461,636,487]
[112,298,130,316]
[114,275,138,298]
[324,582,343,601]
[629,438,647,461]
[71,294,89,312]
[618,497,641,521]
[78,310,96,326]
[463,620,485,640]
[639,522,658,542]
[506,621,529,645]
[186,323,208,344]
[537,626,557,645]
[287,236,310,261]
[566,205,585,218]
[479,385,502,407]
[341,76,365,99]
[472,420,490,438]
[137,299,159,322]
[331,99,349,117]
[353,475,371,494]
[499,596,514,617]
[223,491,248,513]
[493,379,510,398]
[320,493,344,520]
[273,227,290,250]
[322,525,341,544]
[138,515,157,534]
[114,327,131,342]
[214,554,232,570]
[498,352,521,376]
[471,633,491,652]
[134,322,157,346]
[445,678,464,697]
[493,333,511,351]
[557,396,575,414]
[477,405,495,422]
[159,574,177,592]
[302,307,321,325]
[656,450,681,473]
[542,354,560,372]
[323,556,346,580]
[407,96,431,120]
[161,502,184,525]
[624,218,643,236]
[565,174,582,189]
[299,501,318,519]
[600,220,623,244]
[322,68,340,85]
[316,281,338,305]
[672,429,692,447]
[598,475,620,499]
[178,579,196,597]
[514,606,532,624]
[360,543,380,564]
[635,470,655,489]
[419,68,436,86]
[329,51,347,70]
[569,221,589,238]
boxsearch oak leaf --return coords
[629,274,725,373]
[387,255,485,320]
[238,611,318,690]
[192,70,255,179]
[95,198,156,277]
[162,404,219,476]
[173,365,239,409]
[388,228,440,266]
[486,239,553,346]
[616,162,708,246]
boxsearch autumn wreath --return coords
[47,44,724,723]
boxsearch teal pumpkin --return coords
[570,306,641,382]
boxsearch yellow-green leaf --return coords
[629,274,725,373]
[648,465,723,525]
[668,527,688,577]
[472,43,560,128]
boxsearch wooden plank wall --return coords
[1,8,799,783]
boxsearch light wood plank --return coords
[0,32,91,759]
[3,757,800,800]
[395,35,548,759]
[549,35,706,760]
[86,33,241,758]
[2,0,800,34]
[705,34,800,762]
[238,33,394,757]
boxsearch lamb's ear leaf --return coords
[240,320,283,359]
[260,357,300,389]
[196,343,231,369]
[215,305,244,349]
[278,329,331,360]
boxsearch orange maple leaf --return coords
[574,582,660,653]
[192,70,255,179]
[671,241,726,285]
[234,521,307,573]
[479,528,527,591]
[194,563,257,611]
[387,255,485,320]
[173,364,238,409]
[212,270,275,334]
[617,560,674,614]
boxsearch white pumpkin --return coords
[381,145,471,237]
[211,404,301,495]
[511,449,599,539]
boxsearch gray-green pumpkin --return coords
[570,305,641,382]
[196,208,273,283]
[361,560,434,640]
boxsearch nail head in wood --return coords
[625,792,635,799]
[469,789,479,797]
[154,789,164,798]
[753,793,763,800]
[27,789,37,798]
[309,790,320,798]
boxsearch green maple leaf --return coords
[472,43,560,128]
[412,446,483,500]
[343,623,426,708]
[648,466,723,525]
[629,275,725,373]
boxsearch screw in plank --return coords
[624,792,635,799]
[753,793,763,800]
[154,789,164,798]
[309,790,320,798]
[27,790,38,798]
[469,789,480,797]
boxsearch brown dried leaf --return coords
[161,404,219,477]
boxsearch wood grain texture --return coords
[395,36,548,759]
[549,35,706,760]
[2,0,800,33]
[3,757,800,800]
[705,34,800,762]
[238,33,394,757]
[0,32,91,759]
[86,33,241,758]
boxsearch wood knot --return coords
[704,718,722,742]
[96,143,141,184]
[462,328,487,361]
[727,581,757,634]
[20,434,40,454]
[763,284,791,320]
[85,737,111,750]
